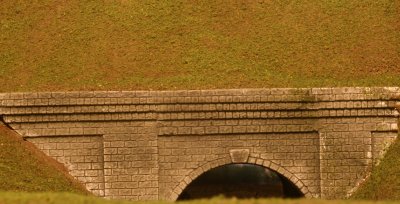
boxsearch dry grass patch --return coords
[0,0,399,92]
[0,124,88,194]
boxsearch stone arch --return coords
[169,155,314,201]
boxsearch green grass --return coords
[0,1,400,202]
[0,192,399,204]
[0,124,88,194]
[0,0,399,92]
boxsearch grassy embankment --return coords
[0,0,399,92]
[0,0,400,203]
[351,133,400,200]
[0,123,88,194]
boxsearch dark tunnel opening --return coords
[177,164,304,200]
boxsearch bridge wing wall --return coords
[0,87,399,200]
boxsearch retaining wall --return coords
[0,87,399,200]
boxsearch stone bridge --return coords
[0,88,399,201]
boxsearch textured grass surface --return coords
[0,124,88,194]
[0,192,400,204]
[0,0,399,92]
[0,0,400,201]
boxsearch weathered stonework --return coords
[0,87,399,200]
[229,149,250,163]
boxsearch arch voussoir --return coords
[171,155,315,201]
[263,159,313,198]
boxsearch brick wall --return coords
[159,133,320,199]
[0,87,399,200]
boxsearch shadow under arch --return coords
[169,156,313,201]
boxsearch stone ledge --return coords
[1,87,399,102]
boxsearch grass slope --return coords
[0,0,399,92]
[351,136,400,200]
[0,123,88,194]
[0,0,400,201]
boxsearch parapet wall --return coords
[0,87,399,200]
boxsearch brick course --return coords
[0,87,399,200]
[27,136,105,196]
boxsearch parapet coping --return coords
[0,87,400,99]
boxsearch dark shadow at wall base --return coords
[177,164,304,200]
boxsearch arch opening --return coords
[177,164,304,200]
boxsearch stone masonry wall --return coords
[0,87,399,200]
[158,133,320,199]
[27,136,105,196]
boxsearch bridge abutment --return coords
[0,87,399,200]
